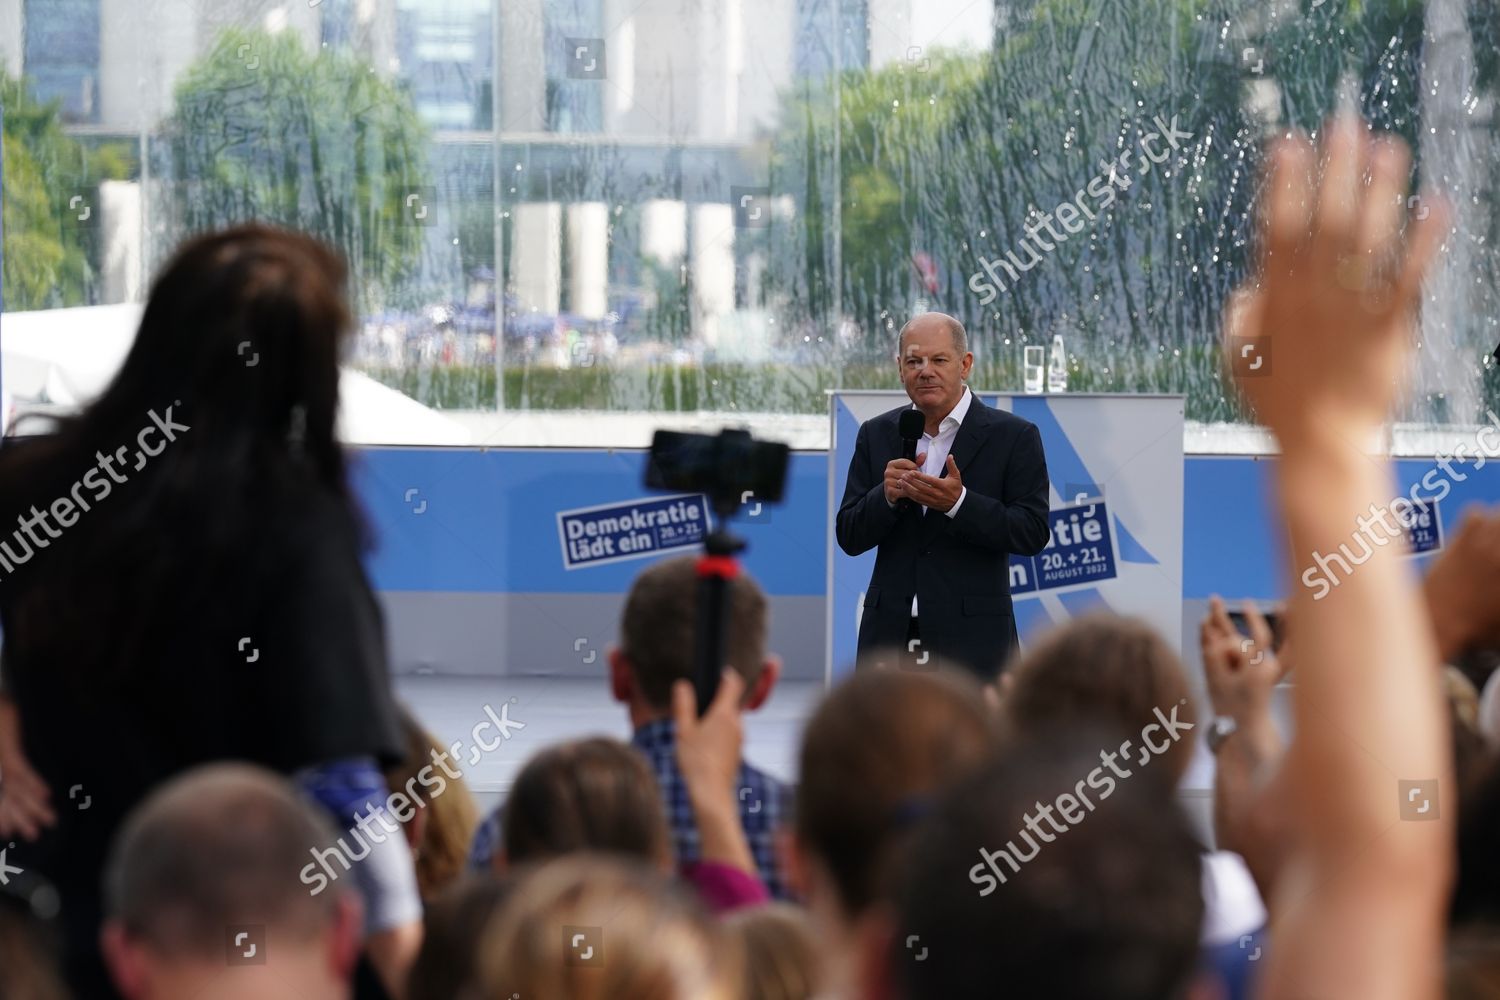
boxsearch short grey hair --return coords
[104,763,344,956]
[897,313,968,357]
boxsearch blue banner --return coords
[1010,499,1119,594]
[557,493,711,570]
[1401,498,1442,556]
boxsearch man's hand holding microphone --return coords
[884,408,963,512]
[885,453,925,506]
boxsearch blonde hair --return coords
[725,903,823,1000]
[472,856,741,1000]
[383,707,480,900]
[1447,665,1482,731]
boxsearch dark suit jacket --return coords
[835,395,1050,677]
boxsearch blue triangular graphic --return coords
[1113,514,1159,565]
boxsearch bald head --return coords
[104,763,345,957]
[896,312,973,422]
[897,313,967,358]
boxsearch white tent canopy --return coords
[0,304,471,446]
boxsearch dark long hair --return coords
[0,224,362,686]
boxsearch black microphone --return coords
[897,409,925,510]
[899,409,924,462]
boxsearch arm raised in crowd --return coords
[1200,597,1290,900]
[673,671,772,911]
[673,671,758,876]
[1228,117,1452,1000]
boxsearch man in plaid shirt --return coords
[468,555,793,899]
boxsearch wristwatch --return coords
[1206,715,1239,754]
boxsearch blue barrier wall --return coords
[353,448,830,595]
[352,446,1500,678]
[1180,454,1500,601]
[356,448,1499,600]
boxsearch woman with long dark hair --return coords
[0,225,417,998]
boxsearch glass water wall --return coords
[3,0,1498,443]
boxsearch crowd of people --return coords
[0,115,1490,999]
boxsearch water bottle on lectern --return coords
[1047,334,1068,393]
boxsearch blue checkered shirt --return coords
[468,719,794,900]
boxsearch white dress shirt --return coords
[903,386,971,616]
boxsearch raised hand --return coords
[1201,596,1292,898]
[1236,116,1453,1000]
[673,671,756,874]
[1225,117,1447,446]
[1201,596,1289,724]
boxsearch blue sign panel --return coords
[558,494,711,570]
[1400,498,1442,555]
[1014,499,1118,594]
[1008,553,1038,595]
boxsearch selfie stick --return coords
[693,503,746,716]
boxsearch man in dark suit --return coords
[836,313,1050,678]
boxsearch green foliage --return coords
[0,70,128,309]
[765,0,1259,419]
[164,28,430,312]
[634,254,694,344]
[367,363,921,413]
[367,353,1230,412]
[758,0,1500,421]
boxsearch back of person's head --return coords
[1452,645,1500,703]
[1453,751,1500,928]
[96,223,350,485]
[0,224,360,672]
[101,763,359,998]
[1448,669,1491,803]
[724,903,823,1000]
[1004,614,1197,783]
[1446,929,1500,995]
[1447,926,1500,1000]
[794,666,994,919]
[501,737,671,870]
[383,705,480,899]
[2,223,352,500]
[617,554,772,709]
[407,874,512,1000]
[891,726,1203,1000]
[0,870,68,1000]
[473,855,741,1000]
